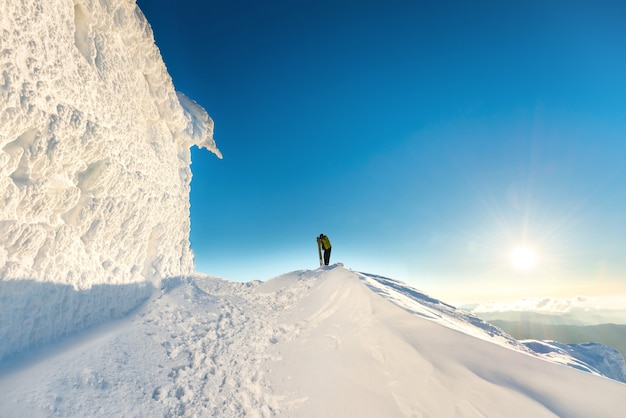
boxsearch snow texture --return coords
[1,265,625,417]
[2,2,626,416]
[361,273,626,384]
[0,0,220,361]
[521,340,626,384]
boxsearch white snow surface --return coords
[2,2,626,416]
[521,340,626,384]
[1,0,220,361]
[1,265,625,417]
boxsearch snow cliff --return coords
[0,0,220,361]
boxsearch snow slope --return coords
[359,273,626,383]
[1,265,624,417]
[0,0,220,361]
[522,340,626,384]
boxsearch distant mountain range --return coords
[486,320,626,361]
[470,309,626,326]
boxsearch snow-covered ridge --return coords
[0,0,219,361]
[357,272,530,351]
[521,340,626,384]
[354,270,626,382]
[4,265,624,417]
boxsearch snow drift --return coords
[0,0,220,361]
[521,339,626,384]
[1,265,625,417]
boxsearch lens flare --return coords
[509,246,537,270]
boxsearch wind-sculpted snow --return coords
[0,0,220,360]
[356,271,530,351]
[522,340,626,384]
[1,265,626,417]
[356,271,626,382]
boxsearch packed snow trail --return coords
[0,276,274,417]
[1,265,626,417]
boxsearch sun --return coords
[509,246,538,270]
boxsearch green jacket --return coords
[320,235,331,250]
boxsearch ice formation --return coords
[0,0,220,360]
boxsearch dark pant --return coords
[323,248,331,266]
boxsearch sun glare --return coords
[509,246,537,270]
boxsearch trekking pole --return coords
[317,237,323,267]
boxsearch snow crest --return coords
[0,0,219,361]
[521,340,626,383]
[3,266,625,417]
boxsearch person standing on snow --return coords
[318,233,332,266]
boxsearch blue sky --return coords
[137,0,626,304]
